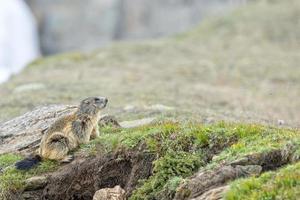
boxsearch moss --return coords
[130,151,202,200]
[0,155,58,199]
[82,122,181,155]
[0,154,22,168]
[157,177,183,199]
[119,122,299,199]
[81,121,300,200]
[209,126,299,167]
[225,162,300,200]
[1,122,299,199]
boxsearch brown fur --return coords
[38,97,107,161]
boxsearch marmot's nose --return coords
[104,98,108,104]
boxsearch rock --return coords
[175,144,300,200]
[21,191,43,200]
[99,115,121,128]
[25,176,48,191]
[192,185,229,200]
[99,114,159,129]
[123,105,136,112]
[0,104,77,154]
[174,165,261,199]
[43,151,155,199]
[93,185,126,200]
[119,117,156,128]
[146,104,174,111]
[0,103,159,154]
[229,144,299,170]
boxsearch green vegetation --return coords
[130,151,200,200]
[0,154,22,168]
[85,122,299,199]
[0,154,58,199]
[0,122,299,199]
[0,0,300,199]
[225,162,300,200]
[207,126,300,169]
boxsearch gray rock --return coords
[0,104,77,154]
[174,165,261,199]
[93,185,126,200]
[175,144,300,200]
[123,105,136,112]
[98,114,121,128]
[25,176,47,191]
[146,104,174,111]
[119,117,156,128]
[192,185,229,200]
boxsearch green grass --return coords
[225,162,300,200]
[0,154,22,168]
[0,122,299,199]
[130,151,201,200]
[208,126,300,169]
[1,0,300,198]
[0,154,58,199]
[84,122,299,199]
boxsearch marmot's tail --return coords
[15,155,42,170]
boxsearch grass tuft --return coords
[0,155,58,199]
[225,162,300,200]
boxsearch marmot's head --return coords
[78,97,108,115]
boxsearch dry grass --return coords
[0,0,299,127]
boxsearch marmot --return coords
[15,96,108,170]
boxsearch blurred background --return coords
[0,0,299,128]
[27,0,247,54]
[0,0,247,82]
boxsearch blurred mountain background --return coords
[26,0,247,54]
[0,1,300,199]
[0,0,299,128]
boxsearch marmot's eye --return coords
[94,98,100,102]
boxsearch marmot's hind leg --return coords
[43,133,70,161]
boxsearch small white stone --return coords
[93,185,125,200]
[25,176,47,190]
[120,117,156,128]
[123,105,136,111]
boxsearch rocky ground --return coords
[0,109,299,199]
[0,0,300,200]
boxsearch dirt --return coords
[19,130,244,200]
[23,150,155,200]
[174,143,299,200]
[20,142,297,200]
